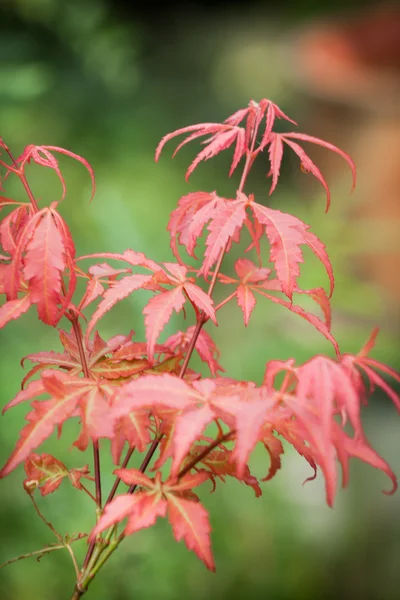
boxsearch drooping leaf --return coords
[167,495,215,571]
[23,209,66,325]
[251,203,333,299]
[0,387,83,477]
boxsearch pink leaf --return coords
[111,374,200,420]
[171,404,216,476]
[237,284,257,326]
[86,274,153,343]
[167,495,215,571]
[200,199,247,278]
[0,295,31,328]
[144,287,186,362]
[23,209,66,325]
[114,468,155,489]
[184,282,216,324]
[267,133,284,195]
[90,494,139,538]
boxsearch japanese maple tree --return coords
[0,99,399,599]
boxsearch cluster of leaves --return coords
[0,99,399,595]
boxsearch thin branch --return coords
[0,544,66,570]
[65,543,81,580]
[106,445,136,505]
[70,318,102,510]
[29,494,62,542]
[128,436,162,495]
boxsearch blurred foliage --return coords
[0,1,399,599]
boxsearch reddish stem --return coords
[4,147,40,212]
[127,436,162,495]
[70,319,102,510]
[105,446,136,504]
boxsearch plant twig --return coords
[29,494,62,542]
[0,544,66,570]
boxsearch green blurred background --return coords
[0,1,399,599]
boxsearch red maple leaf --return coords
[156,99,355,212]
[23,452,94,496]
[90,469,215,570]
[219,258,337,354]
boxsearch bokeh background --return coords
[0,1,399,599]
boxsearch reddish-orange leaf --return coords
[23,453,68,496]
[251,203,334,299]
[111,373,200,421]
[171,404,216,476]
[0,388,82,477]
[125,493,167,535]
[164,326,224,376]
[73,385,114,451]
[167,495,215,571]
[144,287,186,362]
[23,209,66,325]
[183,282,216,324]
[89,494,140,538]
[3,378,47,413]
[283,132,356,211]
[0,295,31,328]
[200,199,247,278]
[86,274,153,343]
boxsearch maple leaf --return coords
[199,199,247,277]
[258,424,285,482]
[143,263,216,362]
[1,370,116,475]
[118,375,273,479]
[23,453,94,496]
[86,273,153,343]
[0,380,83,477]
[164,325,224,376]
[0,204,76,327]
[167,495,215,571]
[219,258,338,353]
[111,373,201,421]
[20,328,137,387]
[156,99,296,182]
[15,145,96,202]
[144,287,187,363]
[264,349,399,506]
[185,445,262,497]
[0,295,32,328]
[23,208,70,325]
[167,191,223,263]
[91,469,215,570]
[0,203,31,253]
[156,123,246,182]
[111,408,151,464]
[250,202,334,299]
[341,329,400,412]
[278,133,356,212]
